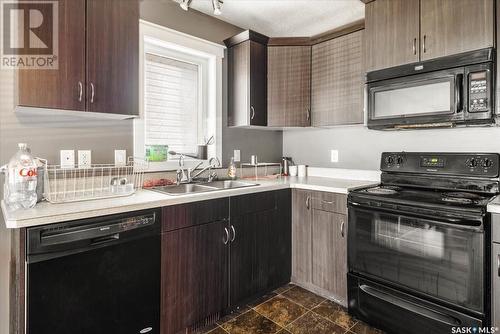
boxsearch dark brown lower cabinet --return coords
[160,190,292,333]
[161,219,229,334]
[229,190,292,307]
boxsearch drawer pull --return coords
[497,254,500,277]
[322,200,334,204]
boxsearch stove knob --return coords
[385,156,394,164]
[468,158,478,168]
[396,156,404,165]
[483,158,493,168]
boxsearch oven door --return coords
[367,69,464,129]
[348,203,484,314]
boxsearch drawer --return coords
[493,213,500,243]
[310,191,347,215]
[162,198,229,232]
[230,190,280,217]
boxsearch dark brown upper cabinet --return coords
[267,46,311,127]
[311,30,364,126]
[225,31,269,127]
[86,0,139,115]
[17,0,86,111]
[365,0,494,72]
[17,0,139,117]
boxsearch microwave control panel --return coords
[469,71,489,112]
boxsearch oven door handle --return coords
[349,201,483,230]
[455,73,463,113]
[360,284,462,327]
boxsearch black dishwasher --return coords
[26,209,161,334]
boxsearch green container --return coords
[145,145,168,162]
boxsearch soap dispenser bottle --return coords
[227,157,237,180]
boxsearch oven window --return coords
[348,207,484,312]
[371,78,453,119]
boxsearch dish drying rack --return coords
[44,158,148,203]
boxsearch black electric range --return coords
[347,152,499,334]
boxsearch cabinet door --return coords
[17,0,86,111]
[249,41,268,126]
[227,40,267,127]
[161,220,229,334]
[364,0,420,71]
[420,0,494,61]
[268,46,311,127]
[311,30,364,126]
[291,189,312,284]
[311,210,347,305]
[493,243,500,329]
[86,0,139,115]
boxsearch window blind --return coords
[144,53,200,154]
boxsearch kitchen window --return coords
[135,21,224,171]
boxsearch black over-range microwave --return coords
[366,48,495,130]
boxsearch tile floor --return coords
[202,284,385,334]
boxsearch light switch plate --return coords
[330,150,339,163]
[78,150,91,168]
[233,150,241,162]
[114,150,127,166]
[60,150,75,168]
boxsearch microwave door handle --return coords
[455,73,463,113]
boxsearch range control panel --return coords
[469,71,489,113]
[381,152,500,177]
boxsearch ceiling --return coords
[178,0,365,37]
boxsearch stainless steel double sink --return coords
[151,180,259,195]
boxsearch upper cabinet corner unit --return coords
[364,0,494,72]
[17,0,139,117]
[225,30,269,127]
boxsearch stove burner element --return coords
[441,192,484,204]
[366,186,401,195]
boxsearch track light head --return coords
[179,0,192,11]
[212,0,222,15]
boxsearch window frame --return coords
[135,20,225,172]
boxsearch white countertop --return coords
[1,176,379,229]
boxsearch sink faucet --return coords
[176,154,204,185]
[191,157,221,182]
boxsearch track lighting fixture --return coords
[178,0,223,15]
[179,0,192,11]
[212,0,222,15]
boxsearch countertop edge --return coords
[3,178,379,228]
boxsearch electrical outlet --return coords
[233,150,241,162]
[330,150,339,163]
[60,150,75,168]
[78,150,92,168]
[114,150,127,166]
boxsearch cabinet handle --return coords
[497,254,500,277]
[90,83,95,103]
[78,81,83,102]
[306,108,310,122]
[341,220,345,238]
[250,106,255,120]
[306,196,310,210]
[223,227,229,245]
[412,38,417,55]
[230,225,236,242]
[321,200,334,205]
[423,35,427,53]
